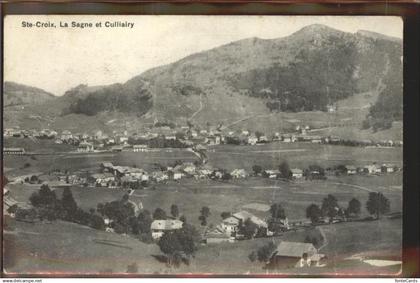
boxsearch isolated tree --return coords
[306,204,322,224]
[270,203,286,219]
[321,194,339,223]
[137,209,153,234]
[153,208,167,220]
[220,212,231,220]
[346,198,361,217]
[252,165,263,176]
[61,187,78,220]
[158,226,198,267]
[279,161,292,179]
[170,204,180,218]
[366,192,390,219]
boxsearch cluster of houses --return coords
[4,125,403,154]
[340,163,401,175]
[73,162,252,189]
[149,214,325,268]
[52,160,401,189]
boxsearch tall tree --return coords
[153,208,167,220]
[270,203,286,219]
[170,204,180,218]
[137,209,153,234]
[346,198,361,217]
[279,161,292,179]
[366,192,390,219]
[252,165,263,176]
[321,194,339,223]
[306,204,322,224]
[61,187,78,220]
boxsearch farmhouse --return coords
[151,219,183,240]
[362,164,382,174]
[181,162,196,175]
[282,134,296,143]
[205,227,235,244]
[151,171,169,182]
[60,130,73,141]
[247,135,258,145]
[273,132,281,141]
[221,210,268,237]
[101,162,114,173]
[310,136,322,143]
[291,168,303,179]
[91,173,115,187]
[77,142,94,152]
[258,135,269,143]
[133,144,149,152]
[345,165,357,175]
[381,164,396,173]
[264,169,280,179]
[3,147,25,155]
[231,169,248,179]
[269,241,325,269]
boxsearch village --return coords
[3,121,402,156]
[3,119,403,273]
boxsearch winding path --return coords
[189,93,204,120]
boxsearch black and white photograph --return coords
[2,15,403,276]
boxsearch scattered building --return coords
[345,165,357,175]
[151,219,183,240]
[291,168,303,179]
[3,147,25,155]
[231,169,248,179]
[269,241,325,268]
[77,142,94,152]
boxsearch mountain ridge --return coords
[4,24,403,136]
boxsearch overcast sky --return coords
[4,15,402,96]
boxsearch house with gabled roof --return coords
[151,219,183,240]
[268,241,325,268]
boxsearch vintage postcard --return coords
[2,15,403,276]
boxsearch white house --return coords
[264,170,280,179]
[247,136,258,145]
[291,168,303,179]
[231,169,248,179]
[345,165,357,175]
[77,142,94,152]
[133,144,149,152]
[151,219,183,240]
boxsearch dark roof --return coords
[274,241,317,258]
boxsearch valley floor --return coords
[3,142,403,276]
